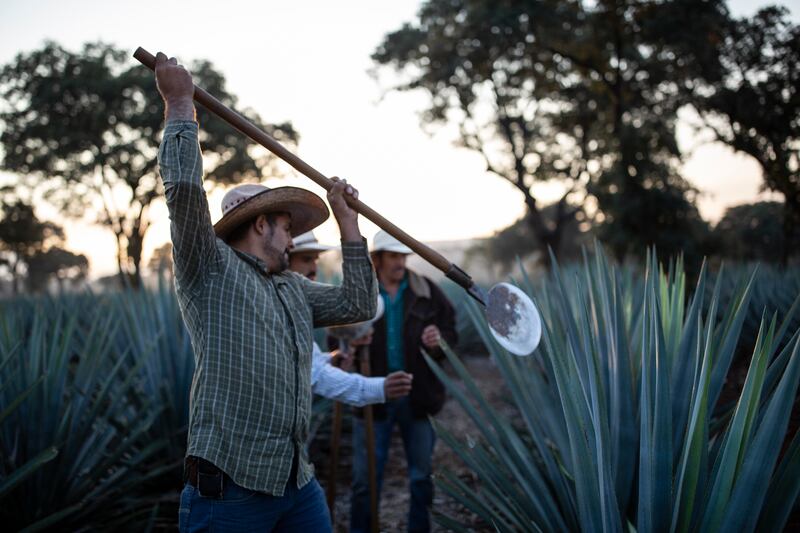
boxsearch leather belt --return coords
[184,456,229,498]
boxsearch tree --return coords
[713,201,791,263]
[0,42,298,286]
[147,242,173,276]
[465,201,592,277]
[27,247,88,292]
[0,200,59,294]
[694,7,800,264]
[372,0,727,263]
[0,199,87,294]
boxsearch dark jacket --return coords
[359,269,458,420]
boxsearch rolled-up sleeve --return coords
[158,120,218,291]
[302,239,377,327]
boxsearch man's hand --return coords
[351,327,374,347]
[421,325,442,349]
[384,371,413,400]
[327,176,360,242]
[154,52,195,122]
[330,349,355,372]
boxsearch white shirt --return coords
[310,342,386,407]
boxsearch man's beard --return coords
[263,241,289,272]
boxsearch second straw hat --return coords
[370,230,413,254]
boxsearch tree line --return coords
[371,0,799,268]
[0,1,798,292]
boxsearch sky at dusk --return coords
[1,0,796,277]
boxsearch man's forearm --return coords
[311,350,385,406]
[338,219,361,243]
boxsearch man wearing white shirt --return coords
[290,231,413,405]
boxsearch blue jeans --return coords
[178,473,331,532]
[350,396,436,533]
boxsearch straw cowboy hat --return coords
[289,231,337,254]
[213,184,329,240]
[370,230,413,255]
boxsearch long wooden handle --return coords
[326,401,342,522]
[134,47,472,283]
[358,346,379,533]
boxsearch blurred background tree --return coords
[147,242,173,276]
[27,247,89,292]
[0,42,299,287]
[713,201,786,263]
[371,0,729,266]
[464,202,592,277]
[692,6,800,264]
[0,199,87,294]
[372,0,798,270]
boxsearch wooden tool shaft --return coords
[133,47,453,276]
[357,345,379,533]
[326,401,343,522]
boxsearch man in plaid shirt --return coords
[154,52,376,532]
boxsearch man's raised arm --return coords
[155,53,218,291]
[302,178,377,327]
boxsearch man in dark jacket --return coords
[350,231,458,533]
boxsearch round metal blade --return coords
[486,282,542,356]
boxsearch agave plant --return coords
[427,249,800,532]
[111,276,195,467]
[0,294,169,531]
[0,355,56,500]
[707,264,800,364]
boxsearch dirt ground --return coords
[310,355,506,532]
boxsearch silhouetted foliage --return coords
[465,201,591,276]
[372,0,728,265]
[147,242,173,276]
[0,200,87,294]
[693,7,800,264]
[27,247,88,292]
[713,201,796,264]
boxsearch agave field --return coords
[0,277,194,530]
[429,251,800,532]
[2,251,800,531]
[0,275,336,531]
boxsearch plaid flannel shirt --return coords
[158,120,376,495]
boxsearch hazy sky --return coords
[0,0,796,277]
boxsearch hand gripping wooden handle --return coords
[134,47,482,297]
